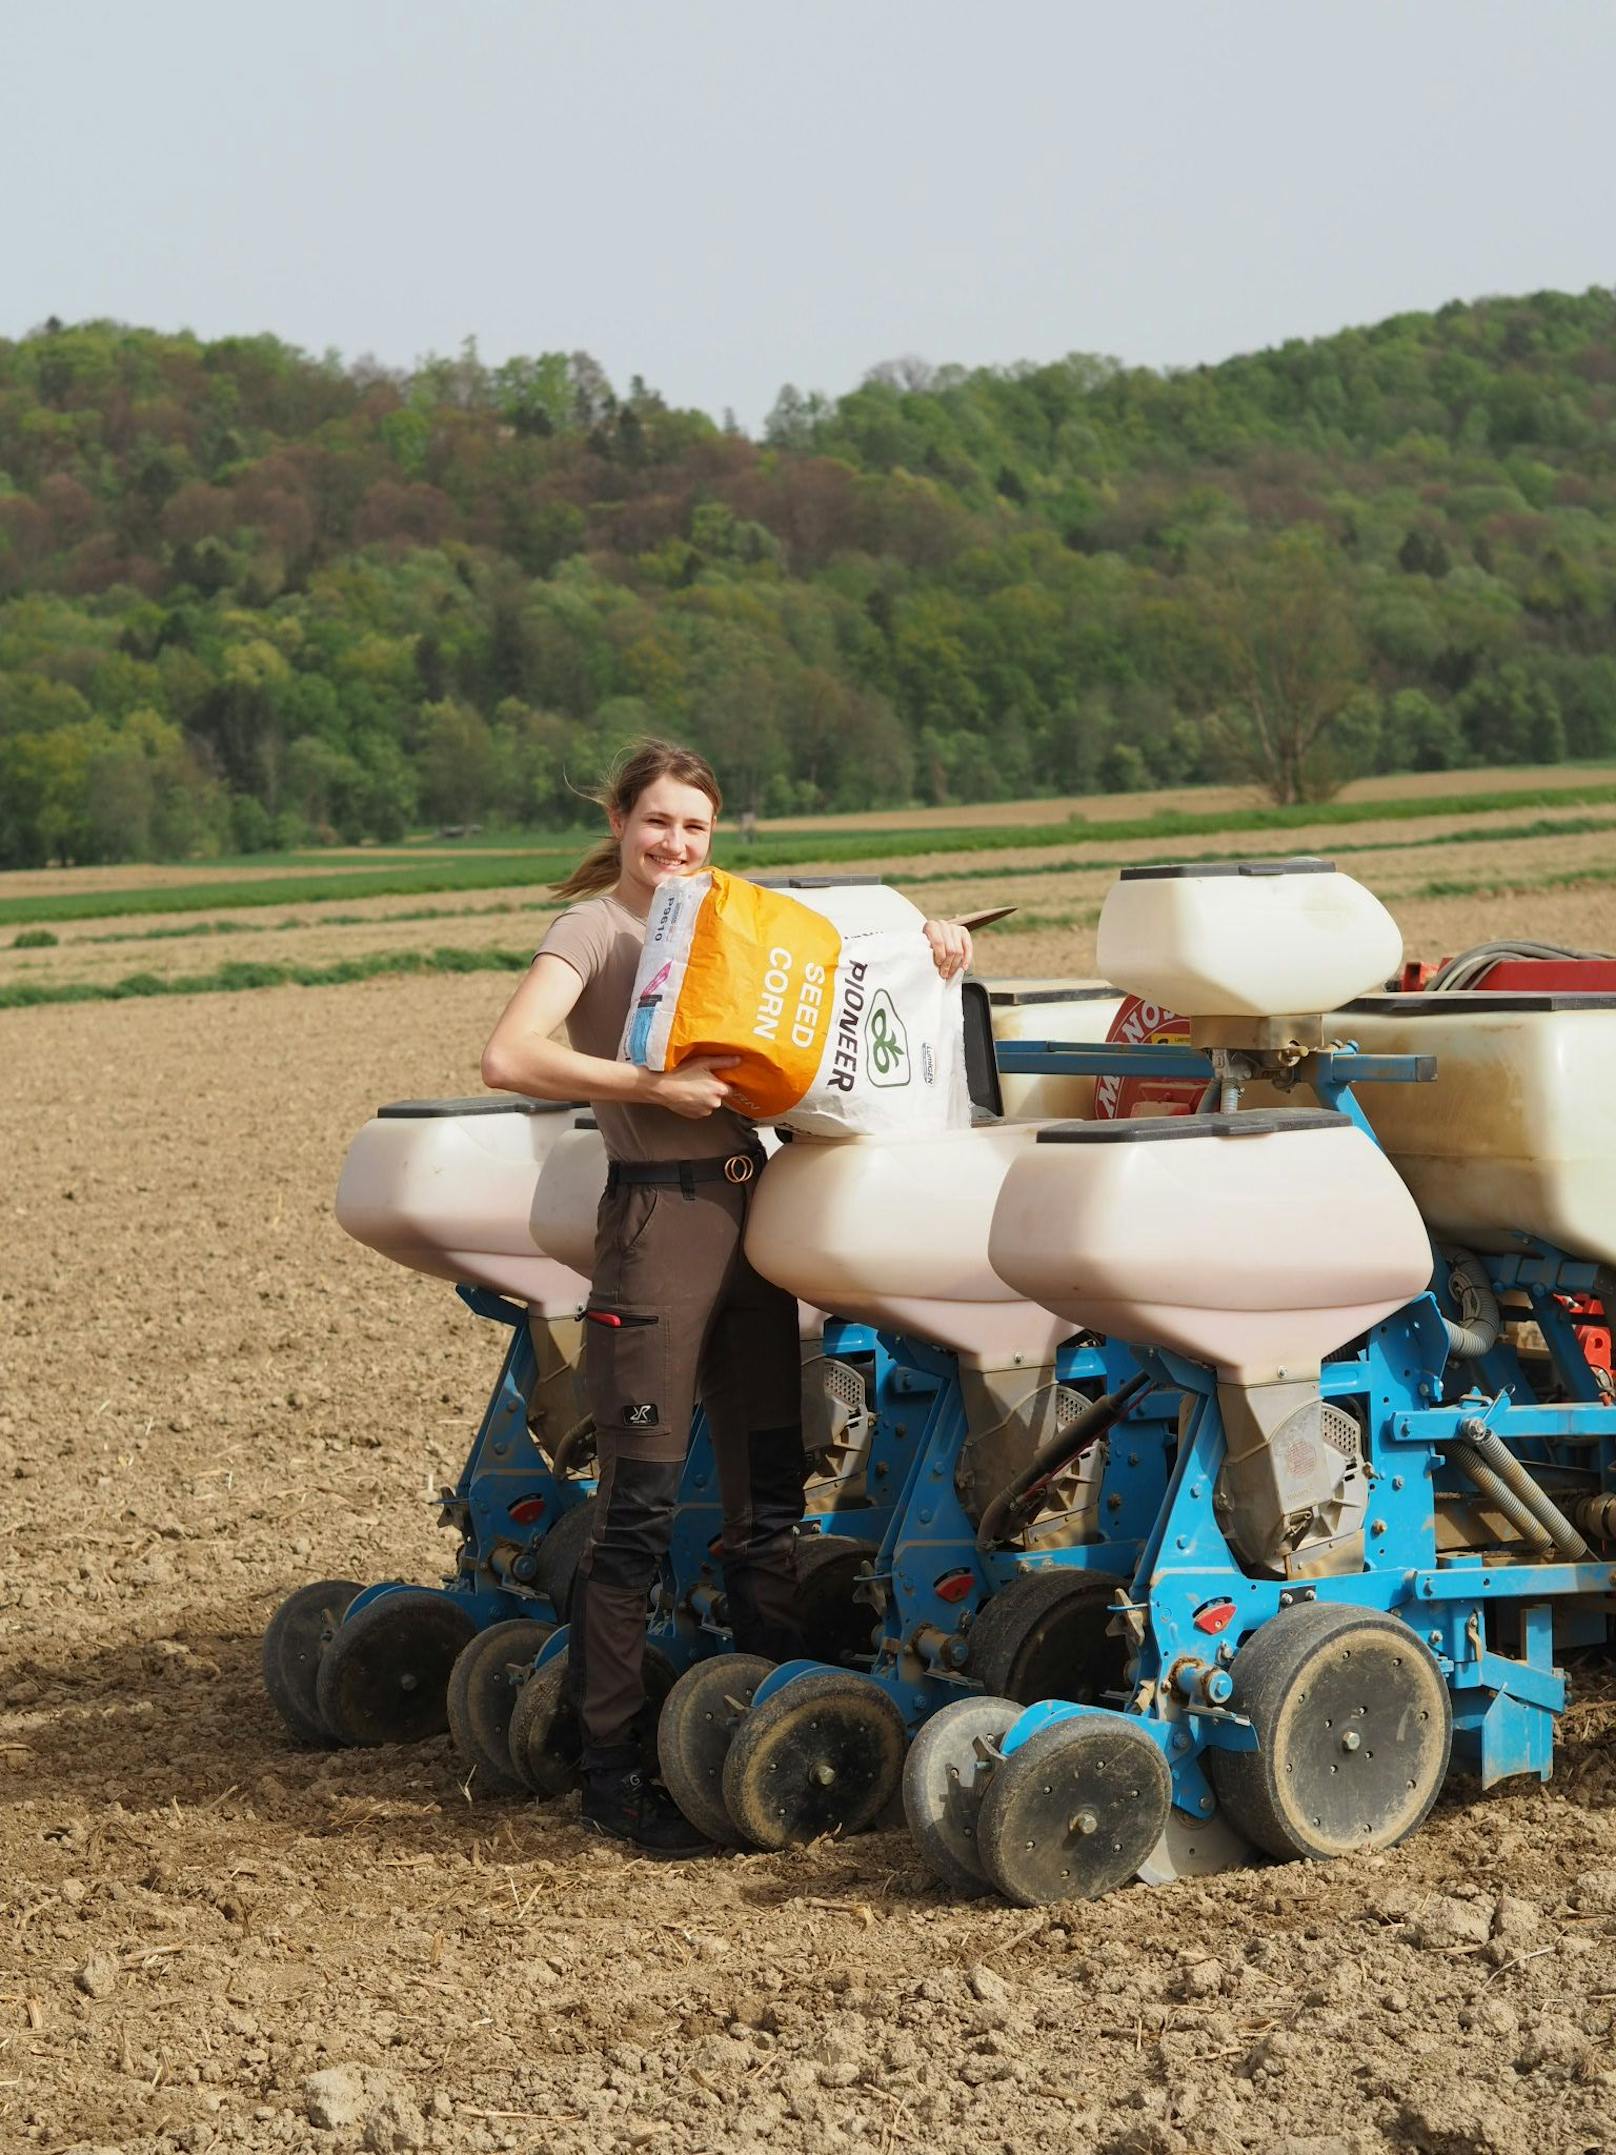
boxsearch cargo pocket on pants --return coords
[584,1307,672,1444]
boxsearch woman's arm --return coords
[922,918,974,981]
[481,955,736,1119]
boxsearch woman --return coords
[482,740,971,1855]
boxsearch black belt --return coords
[605,1148,765,1196]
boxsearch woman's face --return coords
[611,774,717,907]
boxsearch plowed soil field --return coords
[5,867,1616,2155]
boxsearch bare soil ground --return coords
[4,919,1616,2155]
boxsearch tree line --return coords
[2,288,1615,866]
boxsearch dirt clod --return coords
[1570,1866,1616,1912]
[361,2089,427,2153]
[1409,1892,1493,1948]
[73,1952,118,1998]
[305,2065,394,2130]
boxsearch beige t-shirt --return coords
[536,892,754,1163]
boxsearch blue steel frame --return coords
[981,1040,1616,1826]
[530,1316,931,1678]
[346,1300,909,1670]
[748,1330,1181,1725]
[343,1283,597,1632]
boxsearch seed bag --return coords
[621,870,970,1137]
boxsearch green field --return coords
[6,777,1616,929]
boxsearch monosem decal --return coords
[864,987,911,1088]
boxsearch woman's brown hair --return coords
[551,738,723,902]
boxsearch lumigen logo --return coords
[864,989,910,1087]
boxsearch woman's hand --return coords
[648,1055,739,1119]
[923,918,973,981]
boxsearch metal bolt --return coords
[1341,1730,1360,1753]
[812,1762,837,1787]
[1072,1809,1099,1836]
[1199,1794,1214,1814]
[1370,1519,1387,1536]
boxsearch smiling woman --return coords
[478,736,968,1858]
[478,739,802,1858]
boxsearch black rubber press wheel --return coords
[529,1496,597,1623]
[657,1653,774,1844]
[314,1589,477,1748]
[261,1579,366,1745]
[1209,1601,1451,1862]
[721,1669,907,1850]
[507,1641,677,1801]
[795,1534,880,1668]
[446,1617,555,1796]
[977,1714,1171,1908]
[902,1693,1021,1895]
[965,1570,1128,1707]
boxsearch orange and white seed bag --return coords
[621,871,970,1137]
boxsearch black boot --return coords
[580,1764,714,1859]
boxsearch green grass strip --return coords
[60,894,546,948]
[897,810,1616,895]
[1407,861,1616,904]
[742,778,1616,862]
[0,945,532,1011]
[15,807,1607,955]
[8,850,1616,1011]
[0,852,582,927]
[5,775,1616,928]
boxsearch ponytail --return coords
[551,834,623,903]
[550,738,722,904]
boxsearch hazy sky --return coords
[5,0,1611,429]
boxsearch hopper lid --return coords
[376,1095,580,1119]
[1037,1110,1353,1144]
[1118,857,1336,882]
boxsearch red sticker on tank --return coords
[1093,995,1199,1121]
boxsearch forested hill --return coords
[3,288,1616,866]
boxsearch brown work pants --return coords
[569,1172,806,1770]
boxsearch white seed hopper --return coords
[982,979,1124,1119]
[1098,859,1402,1018]
[989,1112,1433,1384]
[746,1124,1073,1366]
[335,1096,590,1314]
[1329,992,1616,1268]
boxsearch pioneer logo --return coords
[865,989,910,1087]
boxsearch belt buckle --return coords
[723,1153,756,1185]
